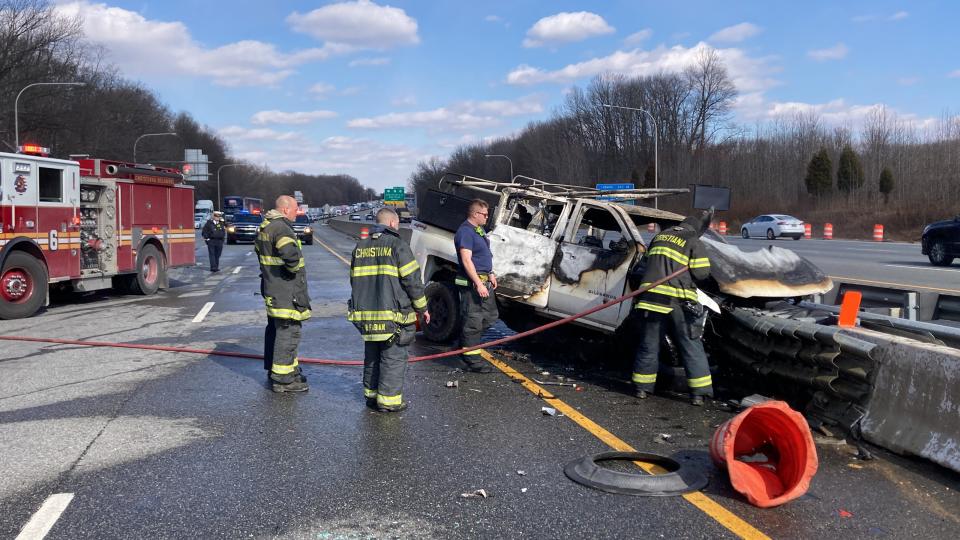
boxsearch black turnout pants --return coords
[363,325,415,407]
[264,317,302,384]
[632,307,713,396]
[206,240,223,271]
[459,283,499,366]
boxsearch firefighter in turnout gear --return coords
[454,199,499,373]
[349,207,430,412]
[632,209,714,406]
[257,195,311,393]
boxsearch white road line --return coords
[16,493,74,540]
[232,266,242,274]
[885,264,960,273]
[192,302,215,323]
[245,251,252,257]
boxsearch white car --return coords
[350,214,361,221]
[741,214,805,240]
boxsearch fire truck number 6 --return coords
[0,145,196,319]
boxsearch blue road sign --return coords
[596,182,634,201]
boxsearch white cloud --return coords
[349,57,391,67]
[735,95,936,130]
[949,70,960,78]
[807,43,849,61]
[287,0,419,49]
[347,96,544,131]
[709,22,761,43]
[308,82,336,98]
[506,42,778,93]
[340,86,365,96]
[250,110,338,125]
[55,1,347,87]
[523,11,615,48]
[218,126,303,142]
[623,29,653,46]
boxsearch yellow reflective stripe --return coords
[412,296,427,310]
[294,258,305,271]
[398,259,420,277]
[364,388,378,398]
[362,333,395,341]
[689,257,711,268]
[688,375,713,388]
[351,265,399,277]
[463,349,483,356]
[266,307,312,320]
[271,359,299,375]
[259,255,284,265]
[377,393,403,406]
[454,277,469,286]
[276,236,297,248]
[648,246,690,265]
[635,301,673,314]
[632,373,657,384]
[643,283,699,301]
[348,310,417,324]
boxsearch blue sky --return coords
[54,1,958,192]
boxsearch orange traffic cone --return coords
[710,401,818,508]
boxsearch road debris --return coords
[469,389,482,393]
[533,378,578,388]
[838,509,853,518]
[542,407,557,416]
[740,394,773,408]
[653,433,673,444]
[517,470,527,476]
[460,489,490,499]
[521,488,528,493]
[445,380,459,388]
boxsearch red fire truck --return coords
[0,146,195,319]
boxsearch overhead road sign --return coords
[384,187,405,206]
[597,182,635,203]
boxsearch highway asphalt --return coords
[0,224,958,538]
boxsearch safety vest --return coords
[255,210,311,321]
[348,225,427,341]
[634,223,711,314]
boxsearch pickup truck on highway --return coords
[409,174,831,342]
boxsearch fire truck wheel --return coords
[0,251,48,319]
[131,244,165,296]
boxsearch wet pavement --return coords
[1,224,958,539]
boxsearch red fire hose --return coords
[0,268,688,366]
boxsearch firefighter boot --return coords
[377,401,408,413]
[690,395,704,407]
[272,380,309,393]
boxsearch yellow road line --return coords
[313,232,351,266]
[482,352,769,540]
[829,275,960,295]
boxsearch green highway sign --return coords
[384,187,405,201]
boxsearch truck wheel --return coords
[423,281,461,342]
[131,244,165,295]
[929,241,954,266]
[0,251,48,319]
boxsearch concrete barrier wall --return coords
[849,328,960,472]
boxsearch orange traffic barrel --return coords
[804,223,812,239]
[359,227,369,239]
[719,221,728,235]
[709,221,717,231]
[710,400,818,508]
[873,224,884,242]
[823,223,833,240]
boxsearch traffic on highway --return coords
[2,2,960,539]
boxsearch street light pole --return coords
[133,132,178,164]
[15,81,87,149]
[216,163,242,211]
[483,154,514,182]
[602,103,658,209]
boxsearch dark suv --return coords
[226,212,263,244]
[922,215,960,266]
[291,215,315,245]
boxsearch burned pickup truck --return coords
[409,173,831,342]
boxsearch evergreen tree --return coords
[804,147,832,196]
[879,167,894,204]
[836,144,865,194]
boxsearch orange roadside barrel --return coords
[647,223,656,233]
[709,221,717,231]
[873,224,884,242]
[710,400,819,508]
[719,221,728,235]
[359,227,369,239]
[823,223,833,240]
[804,223,812,239]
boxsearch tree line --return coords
[0,0,375,209]
[409,49,959,238]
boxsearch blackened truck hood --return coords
[701,237,833,298]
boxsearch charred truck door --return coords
[547,201,638,328]
[489,197,568,308]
